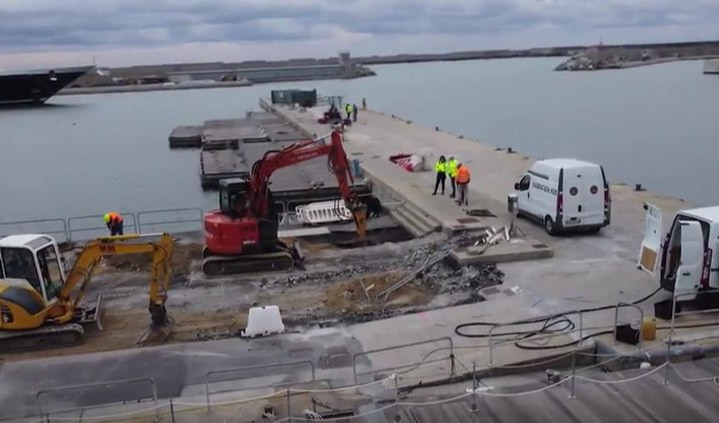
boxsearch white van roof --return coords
[678,206,719,222]
[536,159,600,169]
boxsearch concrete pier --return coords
[266,100,707,360]
[5,98,719,421]
[265,100,554,263]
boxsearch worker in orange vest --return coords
[104,212,124,236]
[455,163,471,206]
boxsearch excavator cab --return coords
[0,235,66,305]
[219,178,251,218]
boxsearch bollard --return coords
[635,184,645,192]
[435,126,440,131]
[507,147,514,154]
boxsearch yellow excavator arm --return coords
[50,233,174,327]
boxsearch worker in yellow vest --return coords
[345,103,352,120]
[455,163,471,206]
[432,155,447,195]
[447,156,458,199]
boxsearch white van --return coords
[639,203,719,301]
[513,159,611,235]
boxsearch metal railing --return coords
[204,360,316,411]
[35,377,158,422]
[0,191,398,243]
[0,207,209,243]
[663,286,719,384]
[68,212,138,242]
[18,312,719,423]
[613,302,644,349]
[0,218,69,243]
[352,337,455,384]
[137,208,203,233]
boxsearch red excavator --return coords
[202,130,367,276]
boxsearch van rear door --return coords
[674,221,704,300]
[638,202,662,275]
[562,166,603,226]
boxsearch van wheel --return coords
[544,217,556,235]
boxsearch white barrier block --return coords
[242,305,285,338]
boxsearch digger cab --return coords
[0,234,65,304]
[218,178,251,218]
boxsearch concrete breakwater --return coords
[59,79,253,95]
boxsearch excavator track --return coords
[202,251,295,276]
[0,323,84,352]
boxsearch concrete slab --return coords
[451,238,554,265]
[200,149,248,188]
[278,227,331,237]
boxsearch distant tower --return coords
[338,51,354,77]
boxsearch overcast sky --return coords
[1,0,718,69]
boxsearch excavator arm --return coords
[249,130,366,237]
[51,233,174,327]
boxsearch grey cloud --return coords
[0,0,718,52]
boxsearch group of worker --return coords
[344,103,359,122]
[433,156,471,206]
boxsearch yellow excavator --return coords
[0,233,174,350]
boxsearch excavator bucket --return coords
[134,316,175,346]
[352,206,368,239]
[75,294,105,332]
[134,305,174,346]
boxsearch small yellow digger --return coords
[0,233,174,350]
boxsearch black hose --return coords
[454,286,664,350]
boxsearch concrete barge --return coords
[170,110,371,208]
[704,59,719,74]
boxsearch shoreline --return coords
[556,54,719,72]
[57,80,253,95]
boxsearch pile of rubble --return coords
[421,263,504,295]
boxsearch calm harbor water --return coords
[1,57,718,223]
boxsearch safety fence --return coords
[6,289,716,422]
[12,353,719,423]
[0,209,196,244]
[0,191,401,244]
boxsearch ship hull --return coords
[0,66,93,105]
